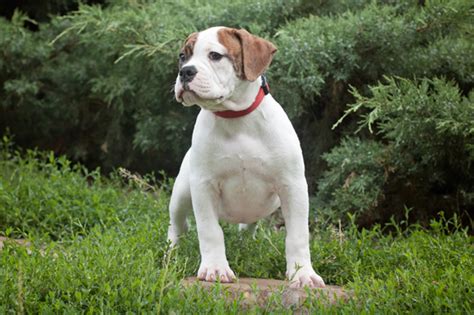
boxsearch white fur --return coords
[169,27,325,288]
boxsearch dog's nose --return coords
[179,66,198,83]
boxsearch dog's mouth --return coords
[177,89,200,104]
[177,89,187,101]
[175,87,191,103]
[177,88,224,106]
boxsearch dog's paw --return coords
[197,262,236,283]
[167,223,188,247]
[238,223,257,239]
[167,228,179,247]
[287,265,325,288]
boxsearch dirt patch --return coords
[0,236,31,250]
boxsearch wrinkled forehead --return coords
[182,27,227,56]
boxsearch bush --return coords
[344,77,474,180]
[270,1,473,186]
[272,1,473,116]
[317,77,474,226]
[0,0,303,174]
[314,138,387,224]
[0,0,104,24]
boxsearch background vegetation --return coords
[1,0,473,227]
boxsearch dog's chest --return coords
[206,134,281,223]
[211,132,275,178]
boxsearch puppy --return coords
[168,26,325,288]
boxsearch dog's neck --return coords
[220,76,262,112]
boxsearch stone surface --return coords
[182,277,350,308]
[0,237,30,250]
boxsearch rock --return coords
[0,237,48,256]
[0,236,31,250]
[181,277,350,308]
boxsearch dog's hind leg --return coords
[238,223,257,237]
[167,151,192,246]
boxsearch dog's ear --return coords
[234,29,277,81]
[218,28,277,81]
[182,32,198,56]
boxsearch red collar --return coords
[214,79,270,119]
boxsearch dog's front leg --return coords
[191,181,236,283]
[279,179,326,288]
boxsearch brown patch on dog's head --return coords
[217,28,277,81]
[179,32,198,68]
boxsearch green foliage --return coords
[343,77,474,179]
[0,136,166,239]
[314,138,387,223]
[318,77,474,225]
[0,0,97,23]
[0,150,472,312]
[0,12,50,109]
[264,0,473,190]
[0,0,305,174]
[271,1,473,117]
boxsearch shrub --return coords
[317,77,474,226]
[0,0,303,175]
[314,138,387,224]
[0,0,103,24]
[271,1,473,117]
[342,77,474,181]
[270,1,473,185]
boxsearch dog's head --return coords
[174,27,277,111]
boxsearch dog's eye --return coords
[179,53,186,62]
[209,51,223,61]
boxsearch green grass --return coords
[0,143,473,313]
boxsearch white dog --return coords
[168,26,325,288]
